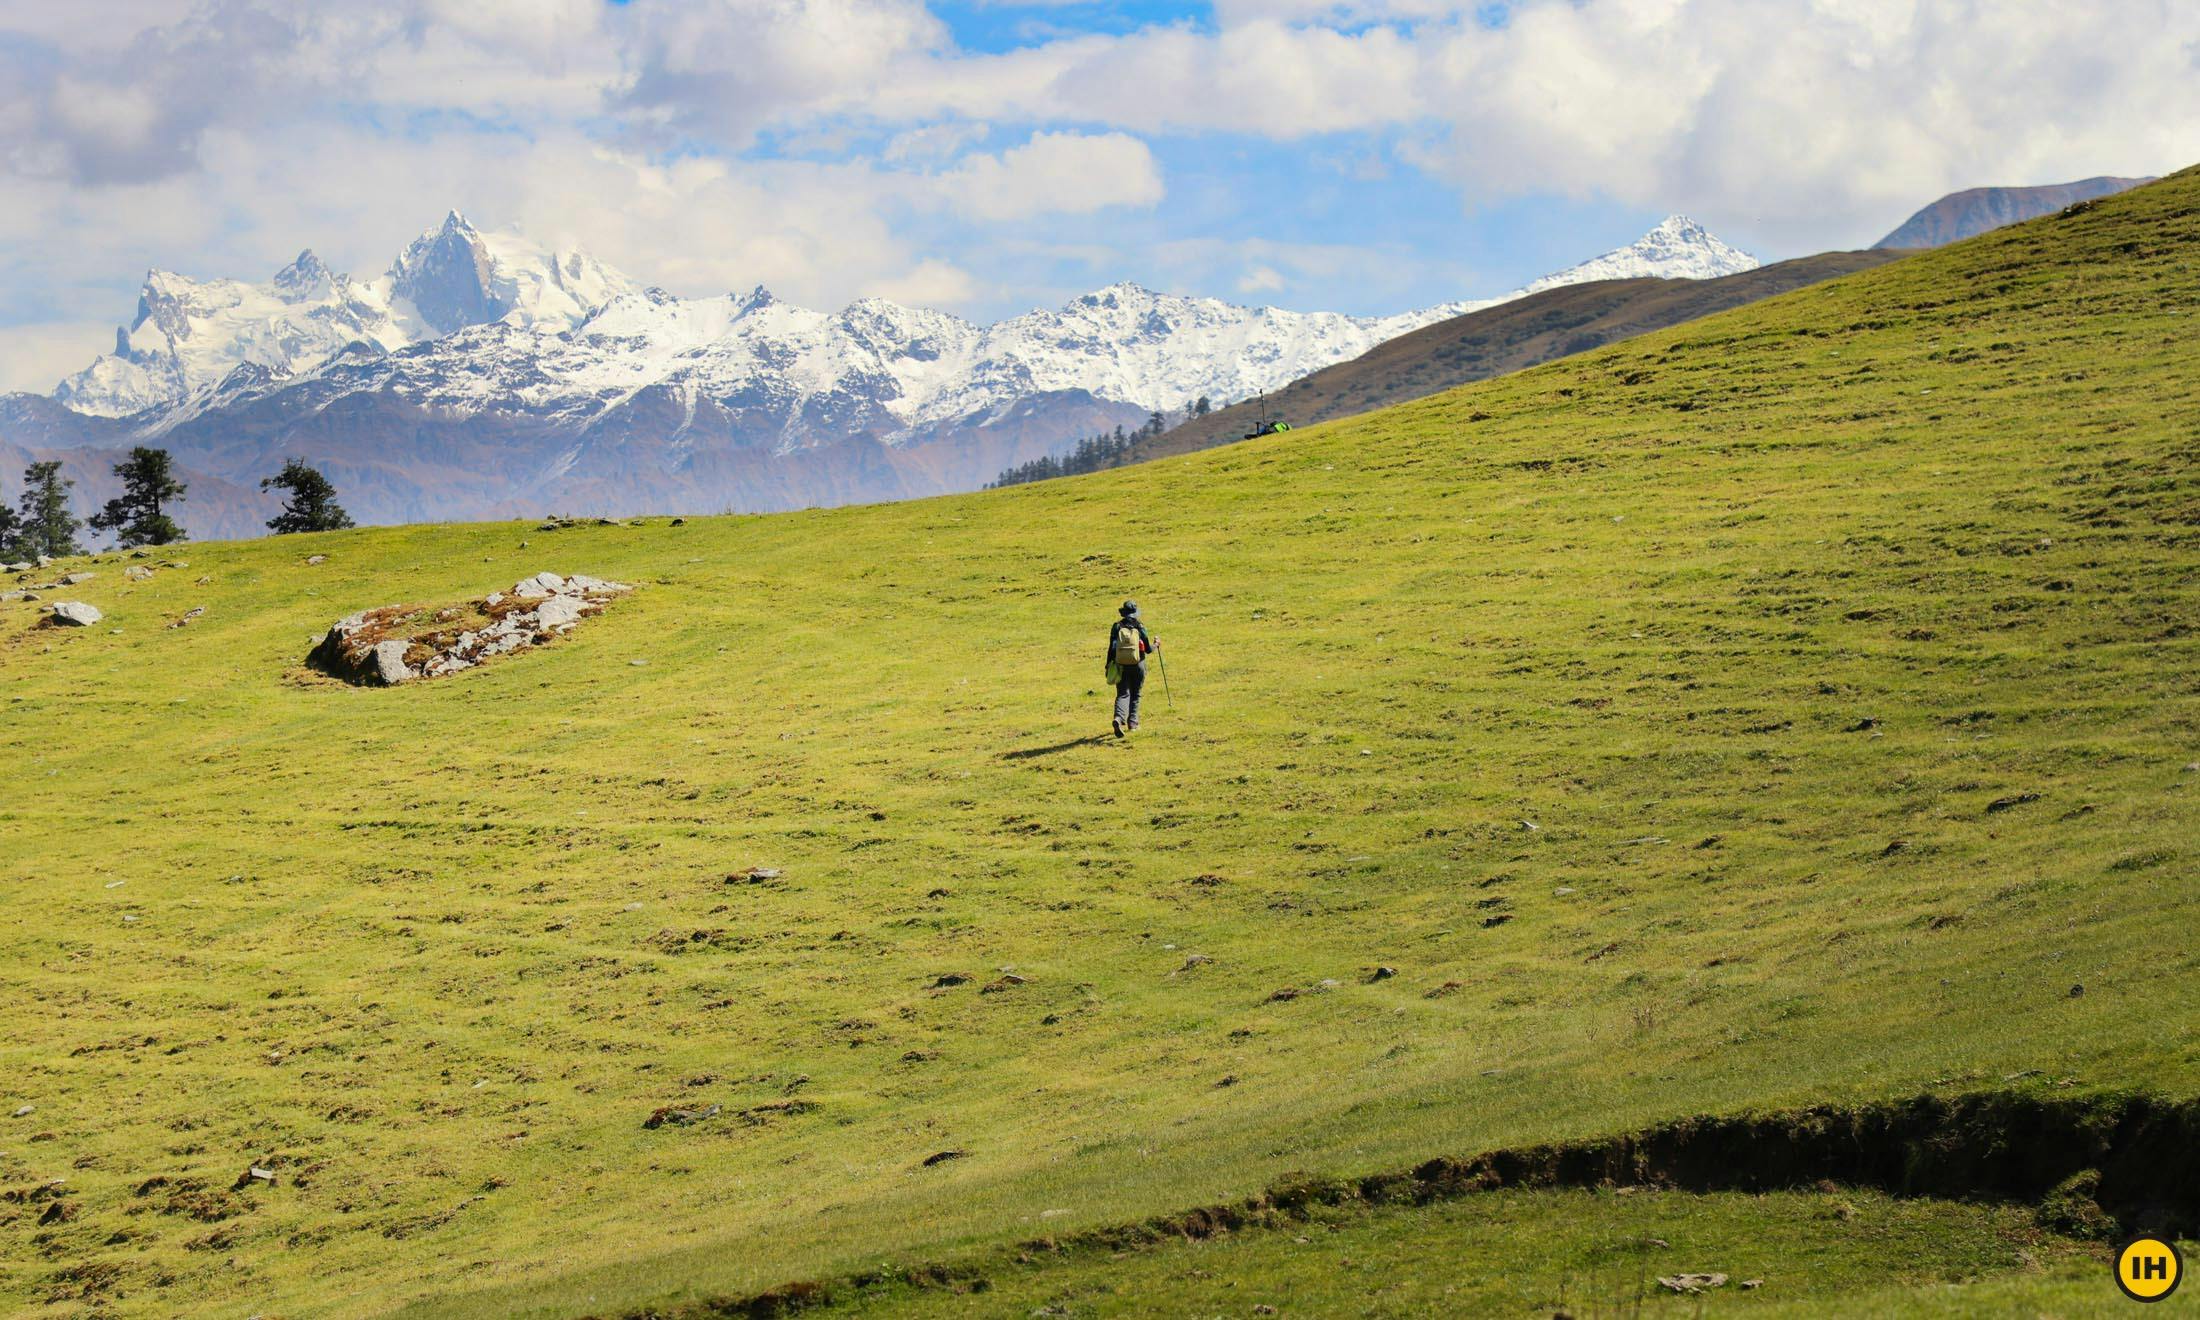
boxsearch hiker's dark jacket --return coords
[1106,617,1152,669]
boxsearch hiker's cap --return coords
[1120,600,1138,616]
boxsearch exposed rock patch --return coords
[49,602,103,627]
[307,572,631,686]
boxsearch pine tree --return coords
[261,458,355,534]
[89,447,187,547]
[16,461,82,559]
[0,499,21,561]
[1194,395,1211,416]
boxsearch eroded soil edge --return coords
[599,1089,2198,1318]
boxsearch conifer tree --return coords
[15,461,83,558]
[261,458,355,534]
[89,447,188,547]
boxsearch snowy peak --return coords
[1625,215,1757,277]
[273,249,336,301]
[391,213,499,334]
[385,209,636,337]
[1520,215,1758,294]
[52,212,643,417]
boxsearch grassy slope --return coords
[836,1188,2110,1318]
[1127,250,1906,463]
[2,170,2197,1317]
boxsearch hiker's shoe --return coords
[1112,717,1125,738]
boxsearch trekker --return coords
[1106,600,1155,737]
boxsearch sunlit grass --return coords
[1,169,2196,1317]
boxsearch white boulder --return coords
[370,640,415,685]
[534,595,586,631]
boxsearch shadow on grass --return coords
[1001,734,1112,761]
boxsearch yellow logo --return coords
[2116,1236,2183,1303]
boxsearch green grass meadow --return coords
[3,170,2198,1316]
[834,1187,2114,1319]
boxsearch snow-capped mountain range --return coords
[55,214,637,420]
[18,211,1756,535]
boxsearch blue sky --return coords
[0,0,2192,391]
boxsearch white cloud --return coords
[612,0,949,145]
[0,320,122,394]
[869,258,981,307]
[1382,0,2200,250]
[884,120,993,164]
[933,131,1164,221]
[1237,265,1287,294]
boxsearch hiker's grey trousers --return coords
[1114,663,1145,728]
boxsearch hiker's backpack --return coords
[1112,623,1143,666]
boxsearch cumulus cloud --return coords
[0,320,124,395]
[932,131,1163,221]
[869,258,982,307]
[1382,0,2200,248]
[612,0,948,145]
[4,2,313,185]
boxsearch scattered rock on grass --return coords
[308,572,631,686]
[643,1103,721,1130]
[1657,1274,1728,1294]
[920,1149,964,1167]
[124,565,154,582]
[49,601,102,627]
[1986,792,2041,814]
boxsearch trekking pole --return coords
[1155,643,1175,710]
